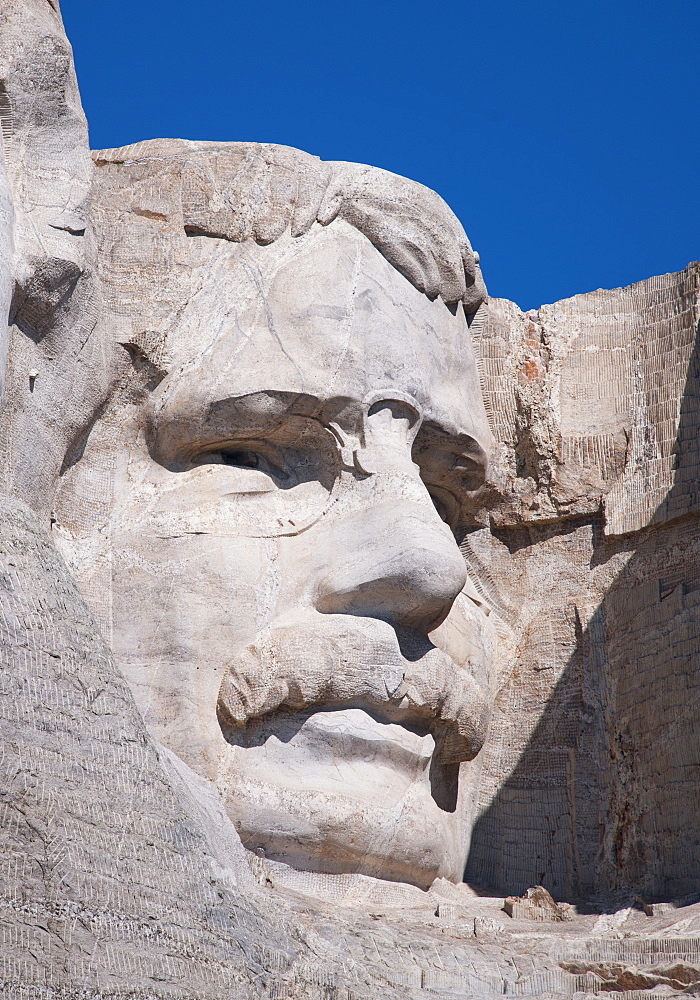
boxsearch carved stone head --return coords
[55,141,496,889]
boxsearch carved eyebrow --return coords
[151,385,371,469]
[201,390,377,440]
[148,390,319,468]
[202,391,323,437]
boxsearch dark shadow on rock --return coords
[466,317,700,910]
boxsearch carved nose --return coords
[315,501,468,634]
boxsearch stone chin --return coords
[220,708,468,889]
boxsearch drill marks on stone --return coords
[0,84,16,153]
[482,267,697,892]
[471,298,520,445]
[3,7,700,994]
[477,266,700,536]
[554,265,700,536]
[561,432,621,483]
[470,505,700,901]
[459,530,513,625]
[0,498,281,994]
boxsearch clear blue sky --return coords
[61,0,698,311]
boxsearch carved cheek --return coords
[429,592,495,697]
[108,528,275,650]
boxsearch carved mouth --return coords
[221,705,436,774]
[216,614,490,764]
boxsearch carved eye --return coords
[220,449,260,469]
[188,445,289,481]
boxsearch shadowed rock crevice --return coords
[466,311,700,907]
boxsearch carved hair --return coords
[93,139,487,314]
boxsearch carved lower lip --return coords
[220,706,437,776]
[216,615,490,764]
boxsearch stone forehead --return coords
[91,138,487,312]
[149,223,493,452]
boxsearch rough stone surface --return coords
[0,2,699,998]
[0,0,111,517]
[53,137,495,892]
[504,887,574,922]
[466,270,700,903]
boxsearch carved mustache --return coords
[216,615,490,764]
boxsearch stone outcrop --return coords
[466,269,700,903]
[0,0,111,519]
[503,886,573,922]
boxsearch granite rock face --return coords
[0,2,699,998]
[466,268,700,903]
[53,135,496,893]
[0,0,110,518]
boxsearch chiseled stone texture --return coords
[0,0,111,518]
[1,2,700,998]
[0,495,265,995]
[475,264,700,535]
[0,498,659,1000]
[466,266,700,903]
[52,135,497,895]
[0,495,534,999]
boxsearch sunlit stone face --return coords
[56,220,495,889]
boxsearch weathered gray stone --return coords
[1,2,699,997]
[0,0,112,520]
[504,886,573,921]
[53,138,495,891]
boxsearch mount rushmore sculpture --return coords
[0,2,698,998]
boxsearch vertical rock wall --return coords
[0,0,115,520]
[467,265,700,901]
